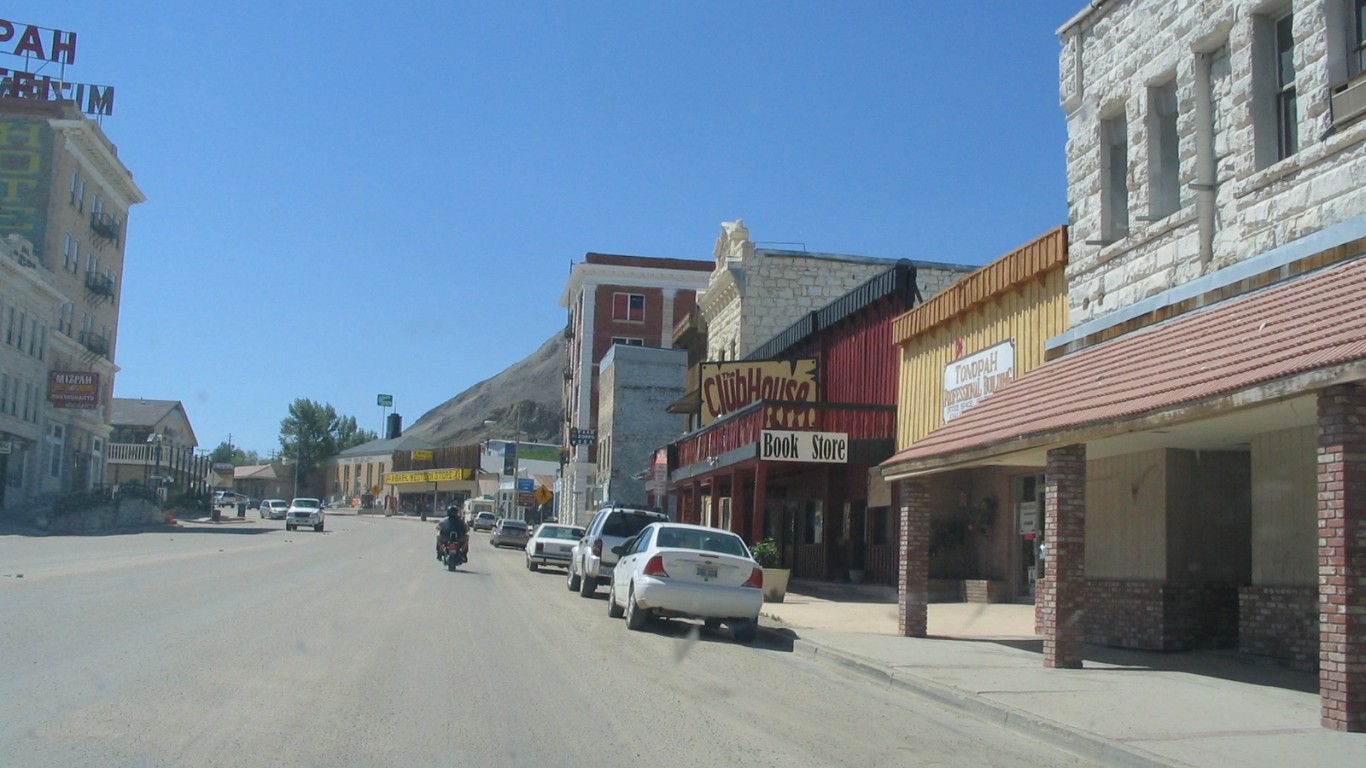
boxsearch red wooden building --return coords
[666,261,925,585]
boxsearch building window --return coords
[612,293,645,322]
[69,170,78,206]
[1275,12,1298,161]
[1255,9,1298,168]
[1350,0,1366,77]
[1148,80,1180,219]
[1101,112,1130,241]
[14,311,25,350]
[803,500,824,545]
[58,303,74,336]
[77,178,85,212]
[49,424,65,479]
[610,337,644,346]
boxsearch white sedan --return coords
[606,522,764,643]
[525,523,585,571]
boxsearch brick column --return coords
[1043,444,1086,669]
[898,478,929,637]
[1318,385,1366,732]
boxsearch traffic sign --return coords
[517,478,534,492]
[377,394,393,407]
[533,486,553,505]
[517,492,535,508]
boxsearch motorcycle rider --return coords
[437,504,469,562]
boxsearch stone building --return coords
[596,344,687,509]
[558,253,712,525]
[701,220,971,362]
[882,0,1366,732]
[0,97,145,512]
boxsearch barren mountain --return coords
[402,332,565,447]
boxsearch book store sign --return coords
[943,339,1015,423]
[759,430,848,464]
[48,370,99,408]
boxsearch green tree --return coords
[278,399,378,495]
[208,442,260,466]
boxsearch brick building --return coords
[558,253,712,525]
[881,0,1366,732]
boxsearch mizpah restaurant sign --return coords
[0,17,116,117]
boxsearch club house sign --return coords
[942,339,1015,423]
[759,430,848,463]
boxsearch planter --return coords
[762,568,791,603]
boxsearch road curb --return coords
[760,624,1183,768]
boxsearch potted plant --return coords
[751,538,790,603]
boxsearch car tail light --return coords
[591,538,602,557]
[742,567,763,589]
[642,555,668,577]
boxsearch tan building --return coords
[0,97,145,511]
[105,398,204,497]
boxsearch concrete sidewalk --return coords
[757,581,1366,768]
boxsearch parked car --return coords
[567,503,670,597]
[525,523,585,571]
[259,499,289,520]
[213,491,246,507]
[285,497,325,532]
[471,511,497,531]
[489,518,531,549]
[606,522,763,643]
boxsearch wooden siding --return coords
[894,266,1068,448]
[892,227,1066,342]
[1250,426,1317,586]
[1085,451,1168,580]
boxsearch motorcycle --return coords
[440,536,468,571]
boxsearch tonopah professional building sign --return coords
[758,430,848,463]
[0,17,117,116]
[699,358,817,427]
[942,339,1015,423]
[47,371,99,408]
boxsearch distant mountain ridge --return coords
[403,332,565,447]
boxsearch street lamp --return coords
[146,432,164,506]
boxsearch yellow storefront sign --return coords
[384,468,472,484]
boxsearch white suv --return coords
[285,498,325,532]
[567,504,669,597]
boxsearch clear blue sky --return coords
[12,1,1084,457]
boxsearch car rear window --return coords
[601,511,663,538]
[654,527,748,556]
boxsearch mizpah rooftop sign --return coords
[0,17,116,117]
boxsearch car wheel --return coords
[731,619,759,644]
[566,562,581,592]
[527,559,539,572]
[625,585,648,631]
[578,567,596,598]
[704,618,722,631]
[286,523,294,531]
[607,582,625,619]
[315,522,323,532]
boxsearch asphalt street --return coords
[1,514,1101,767]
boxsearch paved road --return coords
[1,515,1099,767]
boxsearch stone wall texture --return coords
[1061,0,1366,328]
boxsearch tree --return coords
[208,442,260,466]
[278,399,378,495]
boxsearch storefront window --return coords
[804,500,823,544]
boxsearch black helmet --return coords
[447,505,460,516]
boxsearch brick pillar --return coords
[1318,385,1366,732]
[1043,444,1086,669]
[898,478,929,637]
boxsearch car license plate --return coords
[695,564,718,579]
